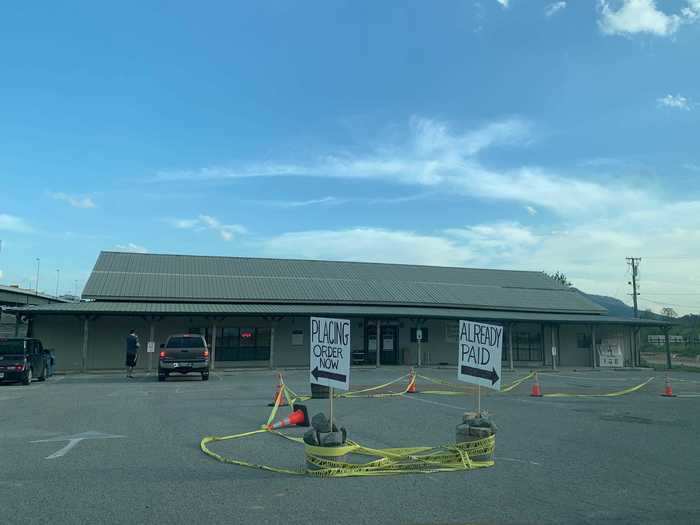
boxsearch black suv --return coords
[158,334,210,381]
[0,338,50,385]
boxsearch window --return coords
[291,330,303,346]
[410,327,429,343]
[445,322,459,343]
[514,332,543,361]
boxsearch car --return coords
[158,334,210,382]
[0,337,50,385]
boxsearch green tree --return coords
[545,271,572,287]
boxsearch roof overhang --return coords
[6,301,674,326]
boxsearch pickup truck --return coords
[158,334,210,382]
[0,337,50,385]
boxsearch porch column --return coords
[269,326,275,369]
[210,322,217,371]
[81,317,89,372]
[508,323,514,371]
[148,322,155,374]
[376,320,381,368]
[591,325,597,368]
[551,324,557,370]
[14,315,21,337]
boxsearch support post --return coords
[376,320,381,368]
[148,322,155,374]
[551,324,557,371]
[591,324,597,368]
[665,328,672,369]
[81,317,89,373]
[14,315,21,337]
[508,323,514,371]
[269,326,275,369]
[210,322,217,371]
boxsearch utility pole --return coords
[35,258,41,294]
[627,257,641,367]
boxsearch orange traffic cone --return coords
[407,368,417,394]
[661,375,676,397]
[530,373,543,397]
[268,373,288,407]
[267,404,309,430]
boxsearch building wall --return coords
[29,311,637,371]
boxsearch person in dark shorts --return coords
[125,329,140,378]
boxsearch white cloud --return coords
[657,94,691,110]
[496,0,509,7]
[168,215,247,241]
[154,117,649,217]
[263,228,475,267]
[545,2,566,17]
[526,206,538,215]
[0,214,33,233]
[50,192,96,209]
[115,243,148,254]
[261,198,700,314]
[598,0,700,37]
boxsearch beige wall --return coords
[29,312,637,371]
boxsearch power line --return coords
[639,297,700,309]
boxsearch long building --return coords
[0,284,67,337]
[8,251,668,371]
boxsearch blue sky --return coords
[1,0,699,313]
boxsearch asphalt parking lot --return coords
[2,367,699,525]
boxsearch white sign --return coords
[147,341,155,353]
[309,317,351,391]
[416,328,423,341]
[457,320,503,391]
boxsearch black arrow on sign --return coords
[311,366,347,383]
[460,365,499,385]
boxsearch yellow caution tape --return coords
[541,377,655,398]
[201,428,495,478]
[200,375,495,477]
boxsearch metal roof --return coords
[0,284,69,306]
[81,252,606,314]
[5,301,670,326]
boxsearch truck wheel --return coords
[23,368,32,385]
[201,373,209,381]
[158,373,166,382]
[39,366,47,381]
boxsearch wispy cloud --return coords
[50,192,96,209]
[525,206,538,216]
[545,2,566,17]
[115,243,148,254]
[598,0,699,37]
[155,117,648,216]
[242,196,345,208]
[496,0,509,7]
[168,214,247,241]
[0,214,33,233]
[657,94,691,110]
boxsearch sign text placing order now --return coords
[309,317,351,391]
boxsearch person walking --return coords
[126,329,140,378]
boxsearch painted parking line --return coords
[400,394,468,412]
[30,431,125,459]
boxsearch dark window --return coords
[166,336,206,349]
[515,332,543,361]
[410,328,429,343]
[577,333,591,348]
[0,340,26,354]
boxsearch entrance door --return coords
[364,320,400,365]
[380,325,399,365]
